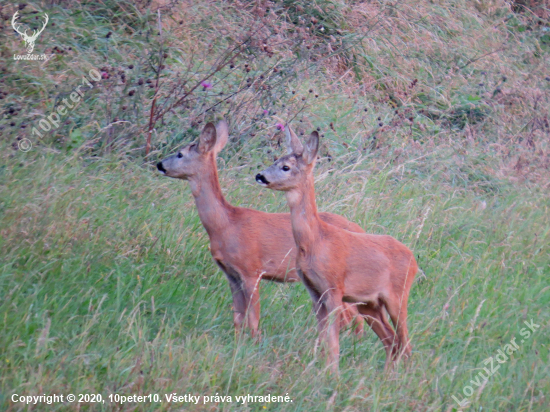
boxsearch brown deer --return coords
[156,120,365,337]
[255,127,417,371]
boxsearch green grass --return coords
[1,146,548,411]
[1,0,550,410]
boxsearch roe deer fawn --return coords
[156,120,365,337]
[255,127,417,371]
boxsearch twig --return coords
[145,9,165,156]
[458,47,506,70]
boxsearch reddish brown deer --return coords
[255,127,417,371]
[156,120,365,337]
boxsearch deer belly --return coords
[343,275,389,304]
[343,292,380,305]
[260,259,300,282]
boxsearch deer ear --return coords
[213,119,229,155]
[303,131,320,165]
[284,125,304,155]
[198,123,217,154]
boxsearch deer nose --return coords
[157,162,166,174]
[255,173,270,185]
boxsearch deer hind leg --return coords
[384,294,411,360]
[357,304,398,370]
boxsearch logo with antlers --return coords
[12,11,49,54]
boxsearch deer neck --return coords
[188,156,232,235]
[285,174,321,252]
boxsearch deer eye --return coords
[282,165,290,171]
[177,152,183,158]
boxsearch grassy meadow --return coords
[1,0,550,411]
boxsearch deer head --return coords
[255,126,319,192]
[12,11,49,54]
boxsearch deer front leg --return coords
[218,261,261,337]
[300,272,339,371]
[300,272,329,333]
[242,277,261,339]
[313,298,341,374]
[324,293,343,374]
[313,300,330,364]
[224,272,247,332]
[217,261,248,332]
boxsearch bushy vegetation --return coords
[1,0,549,411]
